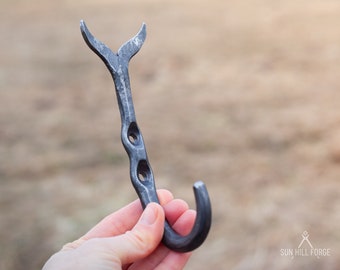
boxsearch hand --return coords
[42,190,196,270]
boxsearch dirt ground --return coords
[1,0,339,269]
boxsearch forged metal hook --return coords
[80,20,212,252]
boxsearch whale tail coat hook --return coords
[80,20,212,252]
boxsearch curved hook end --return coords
[162,180,212,252]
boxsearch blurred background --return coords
[1,0,339,269]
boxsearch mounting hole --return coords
[138,172,146,181]
[129,133,138,144]
[137,160,151,182]
[128,122,140,145]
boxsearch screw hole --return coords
[137,160,151,182]
[138,172,146,181]
[129,133,137,144]
[127,122,140,145]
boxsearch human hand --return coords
[42,190,196,270]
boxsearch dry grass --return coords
[1,0,339,269]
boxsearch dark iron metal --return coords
[80,20,211,252]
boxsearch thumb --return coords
[108,202,165,265]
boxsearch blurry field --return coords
[1,0,340,269]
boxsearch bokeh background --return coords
[1,0,339,269]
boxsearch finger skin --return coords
[127,200,196,270]
[171,209,196,236]
[45,203,166,270]
[155,251,192,270]
[80,189,173,240]
[44,190,195,270]
[162,199,189,226]
[103,202,166,265]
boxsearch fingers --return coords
[47,191,196,270]
[59,203,166,268]
[163,199,196,235]
[101,203,165,265]
[82,189,173,239]
[155,251,192,270]
[162,199,189,225]
[171,209,196,236]
[127,244,192,270]
[127,200,195,270]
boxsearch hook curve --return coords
[162,181,212,252]
[80,20,212,252]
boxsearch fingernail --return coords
[141,203,158,225]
